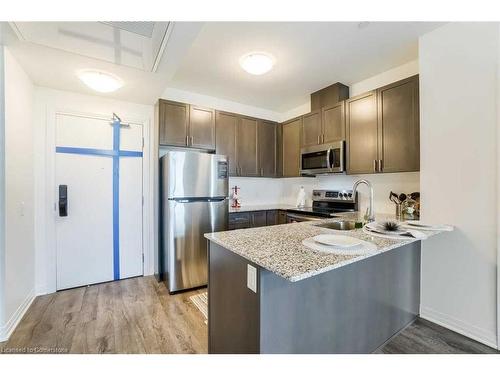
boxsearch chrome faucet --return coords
[352,179,375,222]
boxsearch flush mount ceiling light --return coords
[78,70,124,93]
[239,52,275,75]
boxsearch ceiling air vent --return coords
[100,21,156,38]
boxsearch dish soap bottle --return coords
[296,186,306,208]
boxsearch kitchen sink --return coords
[314,221,357,231]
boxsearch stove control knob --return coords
[348,193,352,198]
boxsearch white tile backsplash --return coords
[230,172,420,215]
[229,177,284,206]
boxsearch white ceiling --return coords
[3,22,203,104]
[169,22,443,112]
[3,22,443,110]
[11,21,172,71]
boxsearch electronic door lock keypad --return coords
[59,185,68,217]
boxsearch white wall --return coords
[419,23,498,348]
[162,87,282,122]
[34,87,155,295]
[0,45,6,335]
[0,48,35,341]
[350,60,419,96]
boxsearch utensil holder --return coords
[395,204,403,219]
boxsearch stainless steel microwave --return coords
[300,141,345,175]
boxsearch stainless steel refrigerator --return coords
[161,151,228,293]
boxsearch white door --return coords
[55,113,143,290]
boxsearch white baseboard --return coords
[420,305,498,349]
[35,283,47,296]
[0,289,36,342]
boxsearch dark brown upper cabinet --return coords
[258,120,277,177]
[346,75,420,175]
[322,101,345,143]
[310,82,349,110]
[217,112,278,178]
[215,111,238,176]
[346,91,379,174]
[237,117,259,177]
[158,100,189,147]
[281,116,302,177]
[377,75,420,173]
[189,105,215,150]
[302,102,346,148]
[301,110,322,147]
[157,99,215,150]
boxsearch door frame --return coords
[42,108,152,294]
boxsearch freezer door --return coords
[164,197,228,292]
[163,151,228,198]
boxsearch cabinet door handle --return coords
[190,136,194,145]
[379,159,383,172]
[373,160,377,172]
[186,135,189,146]
[317,135,320,145]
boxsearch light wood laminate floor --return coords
[1,276,207,354]
[1,276,497,354]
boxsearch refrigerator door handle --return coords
[169,197,227,203]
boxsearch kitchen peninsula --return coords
[205,217,448,354]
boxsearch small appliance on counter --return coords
[231,185,241,208]
[286,189,358,222]
[296,186,306,208]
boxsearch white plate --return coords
[313,234,362,248]
[406,220,435,228]
[403,221,454,231]
[303,237,377,255]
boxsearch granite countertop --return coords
[205,216,445,282]
[229,204,297,213]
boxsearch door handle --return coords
[317,135,320,144]
[373,160,377,172]
[59,185,68,217]
[379,159,383,172]
[191,136,194,145]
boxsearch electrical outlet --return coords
[247,264,257,293]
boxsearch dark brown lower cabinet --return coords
[228,212,251,230]
[266,210,278,226]
[250,211,267,228]
[277,211,287,224]
[228,210,280,230]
